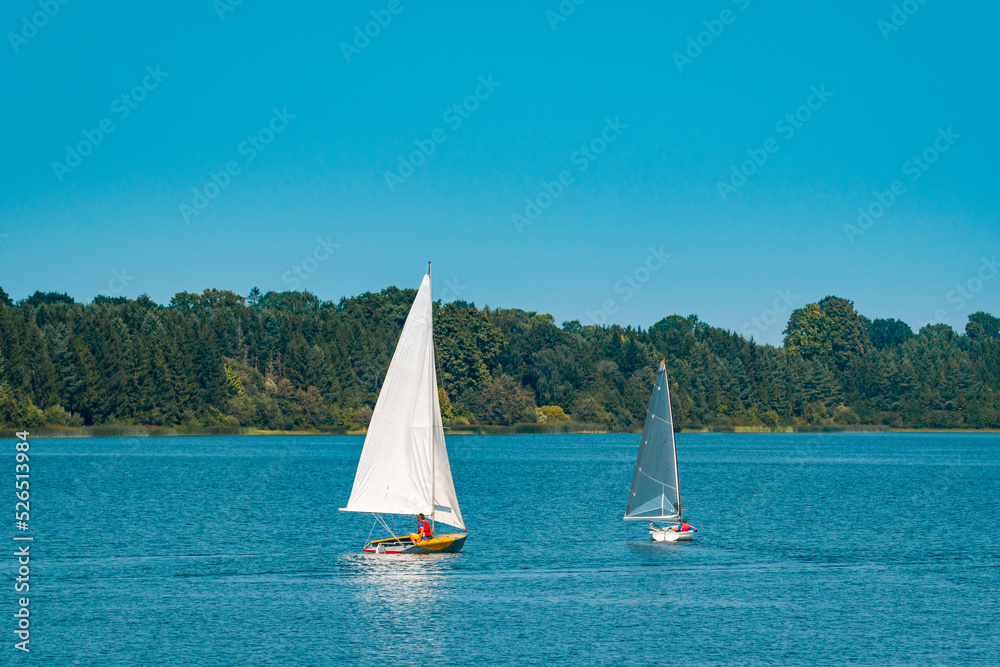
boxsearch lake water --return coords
[23,433,1000,665]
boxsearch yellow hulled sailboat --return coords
[340,264,467,554]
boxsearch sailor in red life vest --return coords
[668,521,697,533]
[649,521,697,533]
[415,513,433,542]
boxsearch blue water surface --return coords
[20,433,1000,665]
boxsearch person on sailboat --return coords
[649,521,696,533]
[413,513,433,543]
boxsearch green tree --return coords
[434,302,501,398]
[480,374,536,425]
[783,303,829,358]
[538,405,570,422]
[783,296,872,370]
[869,318,914,349]
[22,291,75,306]
[919,323,955,340]
[438,388,455,421]
[572,395,605,423]
[966,312,1000,340]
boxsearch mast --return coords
[429,260,435,536]
[663,359,681,521]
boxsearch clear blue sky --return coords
[2,1,997,345]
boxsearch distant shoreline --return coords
[4,424,999,439]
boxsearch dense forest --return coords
[1,284,999,432]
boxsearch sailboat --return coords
[339,264,467,554]
[624,360,695,542]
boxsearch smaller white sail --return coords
[425,317,464,530]
[341,273,465,531]
[624,360,681,521]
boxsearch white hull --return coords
[650,529,694,542]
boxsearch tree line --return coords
[1,285,999,431]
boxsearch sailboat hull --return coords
[650,530,694,542]
[364,533,467,554]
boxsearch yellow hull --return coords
[364,533,467,554]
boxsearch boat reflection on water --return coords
[340,551,460,609]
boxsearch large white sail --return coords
[341,273,465,531]
[624,360,681,520]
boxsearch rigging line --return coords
[375,513,396,538]
[651,414,673,426]
[638,467,677,490]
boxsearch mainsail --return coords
[624,360,681,521]
[340,273,465,531]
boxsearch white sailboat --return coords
[340,264,467,554]
[624,360,697,542]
